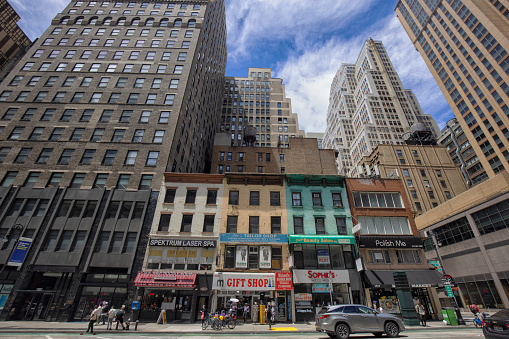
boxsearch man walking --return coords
[415,301,426,326]
[86,305,101,334]
[107,305,116,330]
[116,305,126,330]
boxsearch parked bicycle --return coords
[473,312,488,328]
[209,312,236,330]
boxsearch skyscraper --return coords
[0,0,226,322]
[221,67,304,148]
[395,0,509,185]
[0,0,31,74]
[323,39,440,176]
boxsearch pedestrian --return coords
[86,305,101,334]
[415,301,426,326]
[101,302,109,325]
[95,304,102,325]
[243,303,250,323]
[266,303,272,327]
[116,305,126,330]
[200,305,207,328]
[107,305,116,330]
[379,305,383,313]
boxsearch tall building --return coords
[0,0,31,74]
[305,132,324,148]
[0,0,226,191]
[395,0,509,185]
[358,143,468,217]
[221,67,304,148]
[0,0,226,322]
[323,39,440,176]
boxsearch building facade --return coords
[0,0,226,190]
[210,136,337,175]
[358,144,469,217]
[323,39,440,176]
[136,173,223,323]
[306,132,324,149]
[396,0,509,185]
[0,0,31,74]
[346,178,443,320]
[285,174,359,322]
[416,173,509,310]
[221,67,304,148]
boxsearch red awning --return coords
[134,272,197,288]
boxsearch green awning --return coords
[288,235,355,245]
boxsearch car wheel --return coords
[385,321,400,338]
[372,333,383,337]
[327,333,337,338]
[335,323,350,339]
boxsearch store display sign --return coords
[293,269,350,284]
[220,233,288,243]
[7,237,32,267]
[236,245,248,268]
[149,238,217,248]
[212,272,276,291]
[317,249,330,264]
[294,293,312,301]
[259,246,271,268]
[289,235,355,245]
[312,283,331,293]
[358,236,423,248]
[275,272,293,290]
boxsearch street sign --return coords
[441,274,454,285]
[352,223,362,234]
[445,285,454,297]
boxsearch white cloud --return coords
[274,13,453,134]
[9,0,68,40]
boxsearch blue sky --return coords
[10,0,453,134]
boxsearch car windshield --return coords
[491,309,509,319]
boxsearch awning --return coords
[364,270,443,288]
[134,272,197,288]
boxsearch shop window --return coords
[249,216,259,233]
[270,191,280,206]
[203,215,214,232]
[293,216,304,234]
[368,249,391,264]
[271,216,281,234]
[396,249,422,264]
[185,189,196,203]
[164,188,176,203]
[292,192,302,206]
[180,215,193,232]
[315,217,325,235]
[229,190,239,205]
[227,216,237,233]
[224,246,235,268]
[158,214,171,232]
[206,190,217,204]
[250,191,259,205]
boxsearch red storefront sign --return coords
[275,272,293,290]
[133,272,197,288]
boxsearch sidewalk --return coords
[0,317,480,334]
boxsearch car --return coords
[483,309,509,339]
[315,304,405,339]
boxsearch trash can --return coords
[441,308,458,325]
[454,307,466,325]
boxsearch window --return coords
[164,189,176,203]
[49,127,64,141]
[244,191,260,206]
[139,174,153,190]
[158,214,171,232]
[9,127,24,140]
[71,92,84,102]
[229,191,239,205]
[132,129,144,142]
[152,130,164,143]
[146,151,159,166]
[271,216,281,234]
[42,230,59,251]
[16,91,30,101]
[368,249,391,264]
[2,108,17,120]
[180,215,193,232]
[336,217,347,235]
[185,189,197,203]
[102,150,117,165]
[315,217,325,234]
[428,191,435,199]
[94,173,108,188]
[37,148,53,163]
[24,172,41,187]
[80,149,96,164]
[164,94,175,105]
[28,76,41,86]
[146,93,157,104]
[14,148,31,164]
[279,154,284,162]
[174,65,183,74]
[445,191,452,199]
[352,192,403,208]
[1,171,17,186]
[119,110,132,122]
[424,180,431,188]
[270,191,280,206]
[0,148,11,163]
[47,172,63,187]
[61,109,75,121]
[123,150,138,165]
[0,91,11,101]
[440,180,447,188]
[293,217,304,234]
[58,149,74,164]
[52,92,66,102]
[169,79,179,89]
[116,174,130,189]
[396,249,422,264]
[81,109,94,121]
[29,127,44,140]
[70,173,85,188]
[332,193,343,207]
[9,75,23,85]
[134,78,145,88]
[411,190,418,199]
[312,192,322,207]
[407,179,413,187]
[111,129,125,142]
[127,93,138,103]
[227,216,237,233]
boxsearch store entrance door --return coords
[20,293,55,321]
[175,292,193,321]
[277,293,287,322]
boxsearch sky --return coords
[10,0,453,134]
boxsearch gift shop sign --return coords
[212,272,275,291]
[275,272,293,290]
[293,270,350,284]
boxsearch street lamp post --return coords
[0,223,25,278]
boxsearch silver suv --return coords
[315,304,405,339]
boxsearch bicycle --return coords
[201,312,213,330]
[473,312,487,328]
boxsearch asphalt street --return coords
[0,328,486,339]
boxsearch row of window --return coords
[0,171,153,190]
[224,245,282,270]
[74,1,200,10]
[45,26,194,42]
[30,47,190,61]
[18,60,185,74]
[367,249,422,264]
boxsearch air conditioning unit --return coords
[334,203,342,208]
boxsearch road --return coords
[0,329,486,339]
